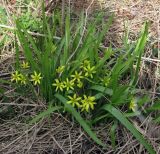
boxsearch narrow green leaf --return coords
[154,116,160,123]
[96,14,114,46]
[103,104,155,154]
[111,85,129,104]
[95,47,113,70]
[15,34,20,69]
[90,85,113,96]
[0,79,15,86]
[110,121,118,149]
[16,20,38,71]
[62,14,70,65]
[54,37,65,70]
[29,106,63,125]
[55,93,105,147]
[91,114,109,125]
[24,30,41,61]
[147,102,160,111]
[132,22,148,86]
[94,93,104,100]
[123,111,141,118]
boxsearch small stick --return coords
[0,102,44,107]
[0,24,61,39]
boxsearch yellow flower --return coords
[80,60,90,69]
[56,66,65,74]
[71,71,83,82]
[101,77,110,87]
[52,79,64,91]
[31,71,42,85]
[21,61,30,69]
[129,99,137,112]
[19,74,27,85]
[81,95,96,112]
[64,78,74,91]
[11,71,21,83]
[77,80,83,88]
[67,94,81,107]
[84,65,96,78]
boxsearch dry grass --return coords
[0,0,160,153]
[0,100,159,153]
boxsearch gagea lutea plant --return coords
[11,4,155,154]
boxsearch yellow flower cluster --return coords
[71,71,83,88]
[52,61,98,112]
[11,60,98,113]
[53,61,97,92]
[81,60,96,78]
[11,61,42,86]
[11,70,42,86]
[52,72,84,92]
[52,78,75,92]
[11,71,27,85]
[67,94,96,112]
[56,66,65,74]
[11,58,137,115]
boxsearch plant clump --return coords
[9,7,156,153]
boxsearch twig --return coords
[2,23,159,64]
[0,125,36,152]
[51,135,67,154]
[66,132,84,153]
[68,130,72,154]
[65,0,95,65]
[0,24,61,40]
[0,103,44,107]
[100,45,160,63]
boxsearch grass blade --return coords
[29,106,63,125]
[62,14,70,65]
[55,93,105,147]
[103,104,155,154]
[90,85,113,96]
[16,20,38,71]
[95,46,113,70]
[132,22,148,86]
[110,121,118,149]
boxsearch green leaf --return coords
[29,106,63,125]
[55,93,105,147]
[111,85,129,104]
[90,85,113,96]
[132,22,148,86]
[154,116,160,123]
[94,93,104,100]
[62,14,70,65]
[91,113,109,125]
[138,96,150,107]
[0,79,14,85]
[16,20,38,71]
[110,121,118,149]
[147,101,160,111]
[123,111,141,118]
[15,34,20,70]
[103,104,155,154]
[95,46,113,70]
